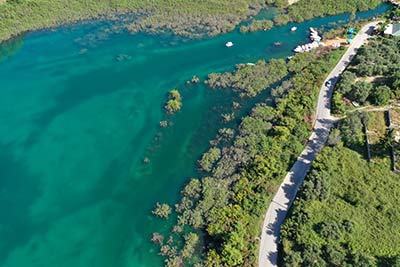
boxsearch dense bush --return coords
[274,0,382,25]
[206,59,288,97]
[281,145,400,267]
[333,36,400,113]
[165,89,182,114]
[240,19,274,33]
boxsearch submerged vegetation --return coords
[0,0,389,42]
[0,0,285,41]
[152,47,346,266]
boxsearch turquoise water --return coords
[0,4,391,267]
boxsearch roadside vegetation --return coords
[280,142,400,267]
[332,36,400,114]
[151,47,346,267]
[280,30,400,267]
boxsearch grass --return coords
[366,111,388,158]
[391,108,400,127]
[366,111,387,143]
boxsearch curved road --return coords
[258,21,380,267]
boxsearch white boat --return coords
[291,26,297,32]
[294,40,325,53]
[294,46,303,53]
[225,41,234,47]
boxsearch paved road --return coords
[258,21,380,267]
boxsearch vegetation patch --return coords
[332,36,400,114]
[274,0,383,25]
[239,19,274,33]
[365,111,390,157]
[165,89,182,114]
[280,144,400,267]
[206,59,288,97]
[0,0,283,41]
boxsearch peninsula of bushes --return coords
[151,46,347,267]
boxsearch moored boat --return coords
[225,41,234,47]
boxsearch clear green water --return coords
[0,4,390,267]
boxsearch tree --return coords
[221,243,243,266]
[152,202,172,219]
[351,253,377,267]
[206,249,222,267]
[340,112,364,149]
[169,89,182,101]
[325,242,346,266]
[165,99,182,113]
[350,81,373,103]
[283,251,302,267]
[199,148,221,172]
[392,256,400,267]
[337,71,356,95]
[181,233,199,259]
[165,89,182,114]
[332,92,346,114]
[370,85,392,106]
[327,128,341,146]
[181,178,201,199]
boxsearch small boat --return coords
[225,41,234,47]
[274,42,282,46]
[294,46,303,53]
[291,26,297,32]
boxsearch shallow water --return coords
[0,4,391,267]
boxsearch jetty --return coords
[388,0,400,7]
[293,27,325,53]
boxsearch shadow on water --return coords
[0,144,41,262]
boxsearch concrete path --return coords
[258,21,380,267]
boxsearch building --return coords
[384,23,400,36]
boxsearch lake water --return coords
[0,4,391,267]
